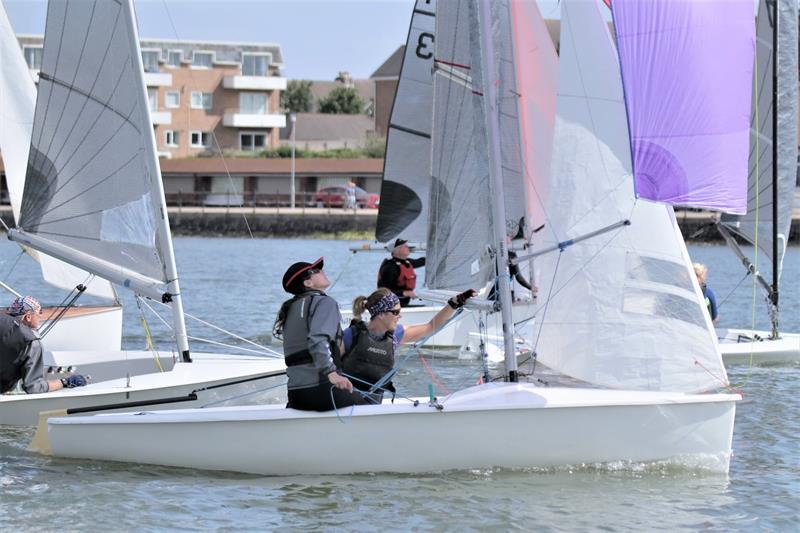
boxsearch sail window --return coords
[239,93,267,114]
[622,289,706,327]
[190,131,211,147]
[166,50,182,67]
[191,92,213,109]
[166,131,179,147]
[23,46,43,70]
[141,50,160,73]
[240,133,266,151]
[192,51,214,68]
[242,53,270,76]
[165,91,180,108]
[625,253,693,292]
[100,194,157,248]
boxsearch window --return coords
[192,51,213,68]
[165,130,179,147]
[141,50,160,73]
[190,91,213,109]
[190,131,212,147]
[240,133,267,151]
[147,89,157,112]
[242,53,269,76]
[23,46,43,70]
[239,92,267,114]
[166,50,182,67]
[165,91,180,108]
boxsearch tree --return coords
[281,80,313,113]
[317,86,365,115]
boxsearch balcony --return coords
[150,111,172,125]
[143,72,172,87]
[223,75,287,91]
[222,110,285,128]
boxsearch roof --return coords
[159,157,384,176]
[370,46,404,79]
[279,113,375,142]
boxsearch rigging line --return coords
[160,0,254,239]
[1,250,25,284]
[151,298,280,357]
[137,296,174,330]
[716,272,751,311]
[528,249,563,376]
[186,335,275,356]
[134,295,165,373]
[38,0,102,164]
[29,58,135,208]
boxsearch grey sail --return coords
[427,0,495,290]
[18,0,171,292]
[375,0,436,244]
[720,0,798,279]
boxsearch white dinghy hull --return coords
[718,328,800,365]
[1,355,286,426]
[45,383,738,475]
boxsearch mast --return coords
[477,0,517,381]
[124,0,191,361]
[770,0,779,338]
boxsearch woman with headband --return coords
[340,287,476,403]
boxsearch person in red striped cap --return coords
[0,295,87,394]
[273,257,364,411]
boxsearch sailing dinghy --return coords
[1,0,285,426]
[715,0,800,365]
[35,0,749,475]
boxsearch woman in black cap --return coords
[273,257,363,411]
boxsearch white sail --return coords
[530,0,726,393]
[720,0,798,282]
[375,0,436,244]
[427,0,495,290]
[0,0,115,300]
[12,0,173,298]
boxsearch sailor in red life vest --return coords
[377,238,426,307]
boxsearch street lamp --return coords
[290,112,296,209]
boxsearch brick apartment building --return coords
[19,35,288,159]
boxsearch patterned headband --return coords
[9,295,41,317]
[367,293,400,319]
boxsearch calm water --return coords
[1,238,798,531]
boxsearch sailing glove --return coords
[61,374,87,388]
[448,289,477,309]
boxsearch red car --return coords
[313,186,379,209]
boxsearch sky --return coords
[5,0,563,81]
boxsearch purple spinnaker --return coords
[611,0,755,214]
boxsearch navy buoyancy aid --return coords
[0,314,38,394]
[396,260,417,292]
[342,320,395,392]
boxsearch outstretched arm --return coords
[402,290,476,344]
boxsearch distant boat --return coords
[715,0,800,365]
[35,0,750,475]
[1,0,285,426]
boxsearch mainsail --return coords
[720,0,798,280]
[0,0,115,300]
[375,0,436,244]
[532,0,727,393]
[612,0,755,214]
[8,0,190,357]
[13,0,173,299]
[427,0,495,290]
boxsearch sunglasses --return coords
[306,268,322,276]
[386,309,401,316]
